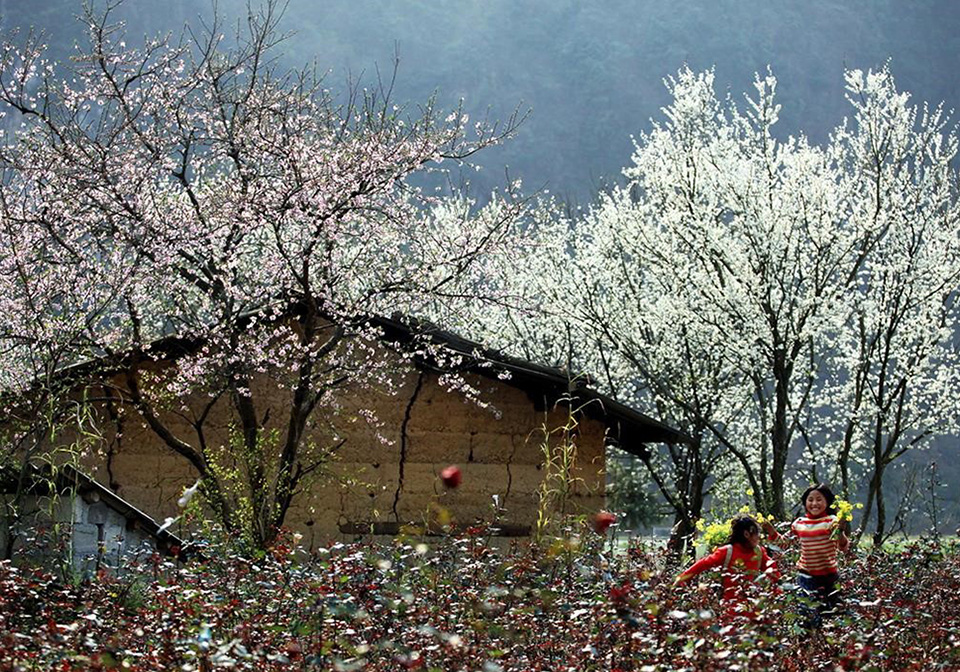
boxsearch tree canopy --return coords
[453,65,960,547]
[0,1,530,547]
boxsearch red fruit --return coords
[592,511,616,534]
[440,465,462,488]
[609,581,632,603]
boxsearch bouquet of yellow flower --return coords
[695,518,734,550]
[695,506,772,550]
[831,497,863,538]
[834,497,860,522]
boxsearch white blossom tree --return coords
[0,1,530,548]
[604,68,867,523]
[455,66,960,544]
[828,67,960,545]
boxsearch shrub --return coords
[0,533,957,670]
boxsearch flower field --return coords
[1,531,958,671]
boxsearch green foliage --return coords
[605,453,663,530]
[534,399,600,542]
[532,399,590,542]
[1,531,958,670]
[203,424,339,551]
[0,388,104,570]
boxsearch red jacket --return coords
[677,543,779,606]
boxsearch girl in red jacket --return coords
[675,514,779,617]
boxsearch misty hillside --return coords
[6,0,958,203]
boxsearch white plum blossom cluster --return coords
[450,65,960,544]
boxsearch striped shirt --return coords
[791,514,841,576]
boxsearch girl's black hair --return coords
[728,514,760,547]
[800,483,837,515]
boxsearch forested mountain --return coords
[5,1,958,202]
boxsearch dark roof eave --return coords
[370,314,692,449]
[54,465,185,550]
[9,306,690,451]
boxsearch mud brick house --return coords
[12,316,686,550]
[0,464,183,571]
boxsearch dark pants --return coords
[796,572,841,628]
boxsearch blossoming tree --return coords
[0,1,530,548]
[829,67,960,544]
[455,66,960,546]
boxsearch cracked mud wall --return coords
[61,358,608,546]
[288,366,608,544]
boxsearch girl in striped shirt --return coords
[766,484,849,621]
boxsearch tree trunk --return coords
[872,466,887,547]
[666,514,696,566]
[855,468,880,548]
[771,352,791,520]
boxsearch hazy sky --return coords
[9,0,960,201]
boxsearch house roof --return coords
[8,306,690,458]
[1,463,185,557]
[371,315,691,455]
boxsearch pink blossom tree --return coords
[0,1,529,548]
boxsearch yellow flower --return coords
[698,519,733,550]
[834,497,858,523]
[697,505,773,550]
